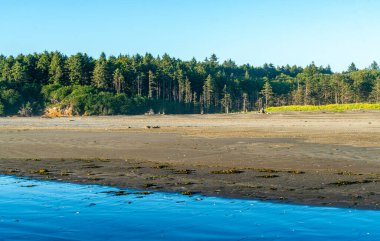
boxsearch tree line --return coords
[0,51,379,116]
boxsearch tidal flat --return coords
[0,111,380,209]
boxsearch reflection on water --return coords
[0,175,379,241]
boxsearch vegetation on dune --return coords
[267,103,380,112]
[0,51,380,116]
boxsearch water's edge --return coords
[2,172,379,211]
[1,175,379,241]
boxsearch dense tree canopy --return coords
[0,52,379,116]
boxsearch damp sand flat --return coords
[0,112,380,208]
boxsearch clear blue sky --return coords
[1,0,379,71]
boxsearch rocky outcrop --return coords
[44,105,73,117]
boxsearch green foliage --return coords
[36,52,50,84]
[347,62,358,72]
[221,84,231,113]
[113,68,124,94]
[0,101,4,115]
[0,80,42,115]
[0,88,22,114]
[93,53,111,90]
[261,81,274,107]
[0,52,380,116]
[41,83,70,102]
[64,85,96,115]
[1,88,21,106]
[65,53,93,85]
[49,51,65,84]
[267,103,380,112]
[18,102,33,117]
[11,61,27,82]
[44,85,151,115]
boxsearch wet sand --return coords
[0,111,380,209]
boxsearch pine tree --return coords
[136,73,145,96]
[340,80,352,104]
[184,77,192,103]
[292,82,303,105]
[370,61,379,71]
[221,84,231,113]
[261,81,273,107]
[49,51,65,84]
[36,52,50,84]
[242,93,248,112]
[177,70,185,102]
[304,80,311,105]
[203,74,215,110]
[199,93,204,114]
[113,68,124,94]
[1,62,12,80]
[66,53,92,85]
[347,62,358,72]
[148,70,156,99]
[11,61,27,82]
[23,54,37,83]
[244,70,250,81]
[370,77,380,103]
[93,53,111,89]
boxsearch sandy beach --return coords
[1,111,380,209]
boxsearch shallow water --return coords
[0,176,379,241]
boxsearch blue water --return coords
[0,176,379,241]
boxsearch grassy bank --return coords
[266,103,380,112]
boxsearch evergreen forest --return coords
[0,52,379,116]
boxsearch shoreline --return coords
[1,157,380,210]
[0,172,377,211]
[0,112,379,209]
